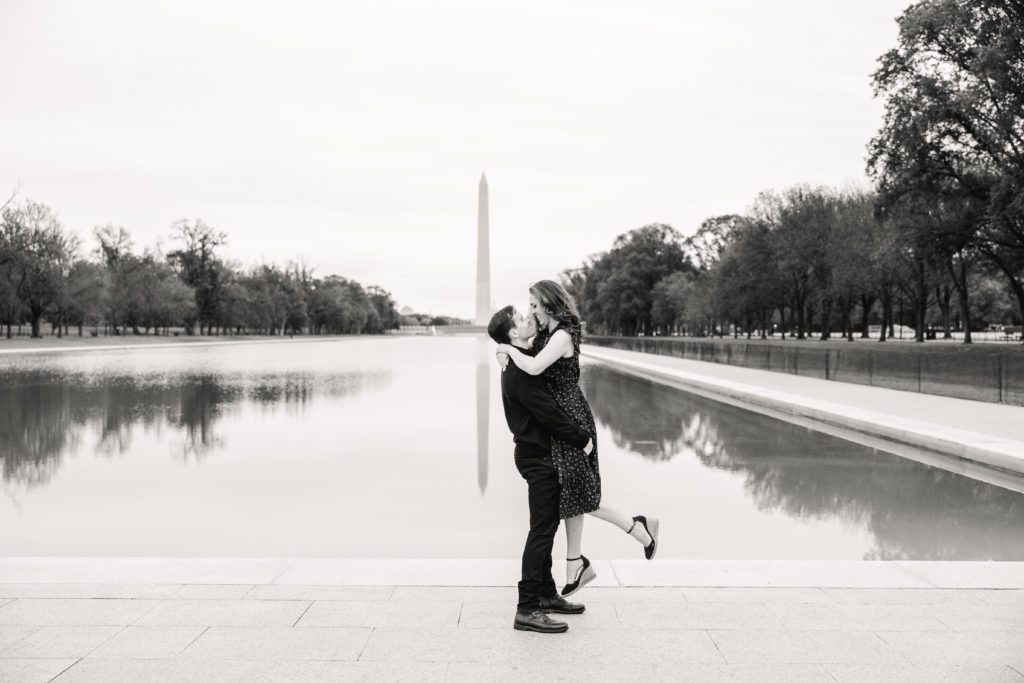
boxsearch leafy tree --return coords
[650,271,693,335]
[683,215,742,271]
[366,285,401,333]
[578,224,691,335]
[166,219,227,335]
[753,187,833,339]
[829,189,880,340]
[93,224,136,333]
[718,218,779,338]
[1,201,78,338]
[870,0,1024,338]
[65,261,108,336]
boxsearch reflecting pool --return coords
[2,336,1023,559]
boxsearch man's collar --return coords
[510,337,537,357]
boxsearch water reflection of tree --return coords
[581,365,691,460]
[0,368,390,487]
[1,374,80,488]
[581,363,1024,560]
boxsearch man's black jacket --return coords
[500,355,591,452]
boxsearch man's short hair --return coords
[487,305,516,344]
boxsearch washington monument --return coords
[475,173,491,325]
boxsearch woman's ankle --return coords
[628,525,651,546]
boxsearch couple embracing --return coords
[487,279,659,634]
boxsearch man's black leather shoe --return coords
[514,609,568,633]
[537,595,585,614]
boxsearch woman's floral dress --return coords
[533,322,601,518]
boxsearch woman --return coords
[495,280,659,597]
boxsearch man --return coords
[487,305,593,634]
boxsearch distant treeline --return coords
[0,198,401,338]
[564,1,1024,344]
[399,313,470,327]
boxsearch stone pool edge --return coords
[2,558,1024,588]
[582,347,1024,479]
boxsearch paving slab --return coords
[134,599,310,627]
[0,658,77,683]
[876,630,1024,665]
[54,658,447,683]
[765,603,950,632]
[680,587,832,604]
[273,558,617,586]
[295,600,461,629]
[180,626,370,661]
[390,586,515,602]
[0,625,123,658]
[827,663,1024,682]
[0,583,182,599]
[709,629,906,664]
[247,584,394,601]
[447,661,834,682]
[897,561,1024,588]
[564,586,690,602]
[0,558,292,585]
[0,599,158,626]
[968,589,1024,605]
[616,602,782,630]
[360,627,723,663]
[611,560,931,587]
[86,625,206,659]
[458,601,620,629]
[0,625,40,651]
[823,587,985,605]
[932,605,1024,632]
[172,585,254,600]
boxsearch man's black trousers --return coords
[514,445,560,610]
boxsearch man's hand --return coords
[583,437,595,456]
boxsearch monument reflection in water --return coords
[477,336,489,494]
[2,336,1024,560]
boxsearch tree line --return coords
[0,198,400,339]
[565,0,1024,344]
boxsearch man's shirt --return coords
[499,351,591,452]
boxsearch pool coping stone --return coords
[2,559,1024,588]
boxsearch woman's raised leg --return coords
[589,504,652,546]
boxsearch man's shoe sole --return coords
[514,622,569,633]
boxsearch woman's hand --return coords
[495,346,510,371]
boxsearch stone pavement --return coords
[0,559,1023,681]
[582,345,1024,481]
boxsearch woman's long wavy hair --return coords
[530,279,581,336]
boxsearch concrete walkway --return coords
[0,559,1023,682]
[582,345,1024,482]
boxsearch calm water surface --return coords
[2,336,1023,559]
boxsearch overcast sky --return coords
[0,0,909,318]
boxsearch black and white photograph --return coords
[2,1,1024,680]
